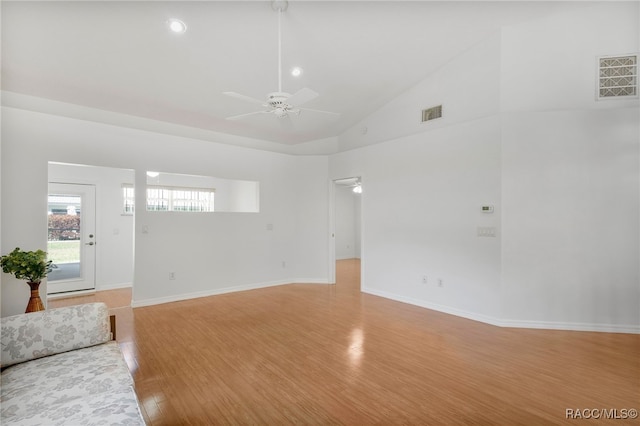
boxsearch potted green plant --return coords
[0,247,54,313]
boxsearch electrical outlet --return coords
[438,278,443,287]
[477,226,497,238]
[282,261,286,268]
[422,275,428,284]
[169,272,176,280]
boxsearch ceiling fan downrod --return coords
[272,0,288,93]
[271,0,288,13]
[223,0,339,121]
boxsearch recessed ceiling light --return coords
[291,67,303,77]
[167,19,187,34]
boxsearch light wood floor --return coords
[49,259,639,425]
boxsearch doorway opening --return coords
[47,162,135,306]
[330,177,362,290]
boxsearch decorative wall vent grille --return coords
[598,55,637,99]
[421,105,442,122]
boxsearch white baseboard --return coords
[498,319,640,334]
[362,287,640,334]
[96,282,133,291]
[362,287,502,326]
[131,279,328,308]
[47,282,133,300]
[291,278,332,284]
[47,289,96,300]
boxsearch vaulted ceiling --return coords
[2,1,589,145]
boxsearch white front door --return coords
[47,183,96,294]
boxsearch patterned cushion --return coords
[1,342,144,425]
[3,387,144,426]
[1,303,111,368]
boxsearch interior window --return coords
[141,171,259,213]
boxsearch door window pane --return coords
[47,194,81,281]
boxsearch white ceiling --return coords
[2,1,589,145]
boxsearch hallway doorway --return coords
[336,258,361,291]
[331,177,362,289]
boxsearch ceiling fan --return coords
[223,0,339,121]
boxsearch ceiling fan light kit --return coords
[223,0,339,121]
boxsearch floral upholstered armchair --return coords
[1,303,146,425]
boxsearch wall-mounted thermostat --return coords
[481,205,494,214]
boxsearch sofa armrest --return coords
[1,302,111,368]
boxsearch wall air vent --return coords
[598,55,637,99]
[421,105,442,122]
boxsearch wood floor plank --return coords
[49,260,639,425]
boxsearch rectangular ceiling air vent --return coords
[598,55,637,99]
[421,105,442,122]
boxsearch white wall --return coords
[338,31,502,152]
[228,179,260,213]
[1,107,329,316]
[291,155,330,282]
[48,163,135,291]
[1,2,637,332]
[331,116,503,322]
[499,2,639,330]
[331,2,639,332]
[331,31,504,323]
[354,191,361,258]
[501,109,639,330]
[500,1,639,113]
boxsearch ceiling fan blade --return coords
[279,114,294,130]
[287,87,319,107]
[299,107,340,117]
[223,92,266,105]
[226,110,271,120]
